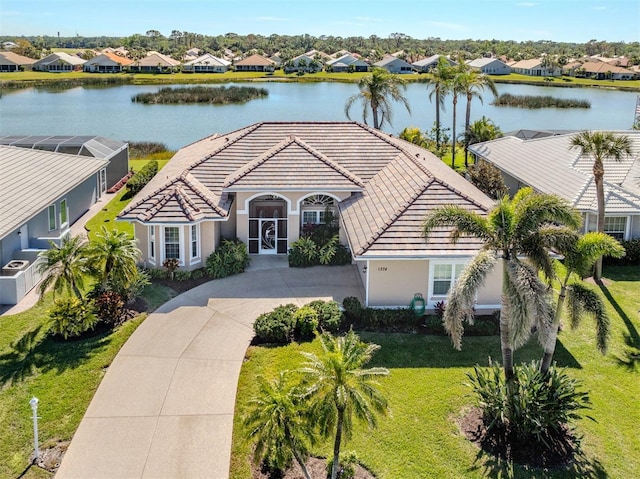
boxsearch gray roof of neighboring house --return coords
[467,57,508,68]
[469,131,640,214]
[184,53,230,67]
[0,146,109,240]
[33,52,86,66]
[120,122,494,257]
[0,135,126,158]
[326,54,368,67]
[374,56,413,68]
[503,129,575,140]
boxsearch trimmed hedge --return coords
[253,303,298,343]
[126,160,158,195]
[206,238,250,278]
[604,238,640,266]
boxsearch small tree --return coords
[37,235,91,301]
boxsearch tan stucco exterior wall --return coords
[367,259,429,307]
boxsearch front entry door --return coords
[259,219,277,254]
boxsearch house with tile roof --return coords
[119,122,502,309]
[469,131,640,240]
[510,58,561,77]
[467,57,511,75]
[0,146,111,305]
[0,51,37,72]
[33,52,86,72]
[84,52,133,73]
[562,61,637,80]
[130,53,181,73]
[326,54,369,73]
[412,54,456,73]
[234,54,276,72]
[183,53,231,73]
[283,53,323,73]
[373,55,414,74]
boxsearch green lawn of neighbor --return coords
[230,265,640,479]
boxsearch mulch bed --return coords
[252,456,375,479]
[458,407,578,470]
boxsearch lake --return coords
[0,81,637,150]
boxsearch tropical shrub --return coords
[48,297,99,339]
[293,306,319,340]
[163,258,180,280]
[466,161,508,199]
[126,159,158,195]
[288,237,318,267]
[326,450,358,479]
[206,238,250,278]
[603,238,640,266]
[307,300,343,332]
[467,361,591,449]
[253,304,299,343]
[91,290,125,326]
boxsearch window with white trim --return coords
[429,261,466,298]
[604,216,627,240]
[190,224,200,262]
[48,204,56,231]
[60,198,68,228]
[149,226,156,263]
[300,195,335,226]
[164,227,181,261]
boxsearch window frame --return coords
[148,225,156,264]
[603,216,628,240]
[48,204,57,231]
[190,224,201,264]
[428,259,468,304]
[162,226,184,266]
[59,198,68,229]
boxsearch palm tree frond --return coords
[566,283,610,354]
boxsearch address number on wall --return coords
[377,267,388,271]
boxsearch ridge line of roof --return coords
[181,173,228,217]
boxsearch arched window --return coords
[300,195,336,225]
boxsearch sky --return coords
[1,0,639,43]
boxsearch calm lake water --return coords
[0,81,637,150]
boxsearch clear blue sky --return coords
[2,0,639,43]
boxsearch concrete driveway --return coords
[55,259,364,479]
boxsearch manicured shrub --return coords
[467,361,591,449]
[91,290,125,326]
[126,159,158,195]
[253,304,298,343]
[604,238,640,266]
[326,450,358,479]
[174,270,192,281]
[48,297,99,339]
[206,238,250,279]
[293,306,319,340]
[342,296,364,321]
[307,300,343,332]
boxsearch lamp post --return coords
[29,397,39,461]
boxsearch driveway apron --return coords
[55,263,363,479]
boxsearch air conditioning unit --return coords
[2,260,30,276]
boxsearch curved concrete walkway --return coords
[55,261,364,479]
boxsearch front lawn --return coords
[230,265,640,478]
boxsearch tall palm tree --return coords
[37,235,91,300]
[540,231,624,373]
[344,67,411,130]
[569,131,632,279]
[423,188,582,380]
[460,116,502,151]
[244,372,315,479]
[458,70,498,167]
[449,62,469,169]
[299,331,389,479]
[426,57,452,148]
[87,226,140,287]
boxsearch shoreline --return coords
[1,71,640,92]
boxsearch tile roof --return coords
[86,52,133,66]
[234,54,275,66]
[132,53,180,67]
[0,51,37,65]
[184,53,230,67]
[120,122,494,257]
[0,146,108,240]
[470,131,640,214]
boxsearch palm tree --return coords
[37,235,91,300]
[344,67,411,130]
[540,232,625,373]
[449,62,469,169]
[87,226,140,288]
[299,331,389,479]
[458,70,498,167]
[399,126,428,147]
[569,131,632,279]
[426,57,452,148]
[460,116,502,152]
[244,372,315,479]
[423,188,582,380]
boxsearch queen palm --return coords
[87,226,140,288]
[540,232,624,373]
[426,57,452,148]
[37,235,91,300]
[460,116,502,150]
[449,62,469,168]
[299,331,389,479]
[458,70,498,167]
[423,188,582,380]
[244,372,315,479]
[569,131,632,279]
[344,67,411,130]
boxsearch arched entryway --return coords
[248,195,288,254]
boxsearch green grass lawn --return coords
[0,300,146,479]
[230,265,640,478]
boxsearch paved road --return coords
[55,261,363,479]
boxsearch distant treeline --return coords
[131,85,269,104]
[492,93,591,109]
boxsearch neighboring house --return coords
[0,146,110,305]
[374,55,414,74]
[33,52,86,72]
[503,129,574,140]
[2,41,18,50]
[563,61,637,80]
[510,58,561,76]
[268,54,283,67]
[469,131,640,240]
[130,53,181,73]
[0,51,37,72]
[119,121,501,309]
[0,135,129,191]
[326,54,369,72]
[183,53,231,73]
[84,52,133,73]
[412,54,456,73]
[467,57,511,75]
[234,54,276,72]
[100,46,130,57]
[284,54,323,73]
